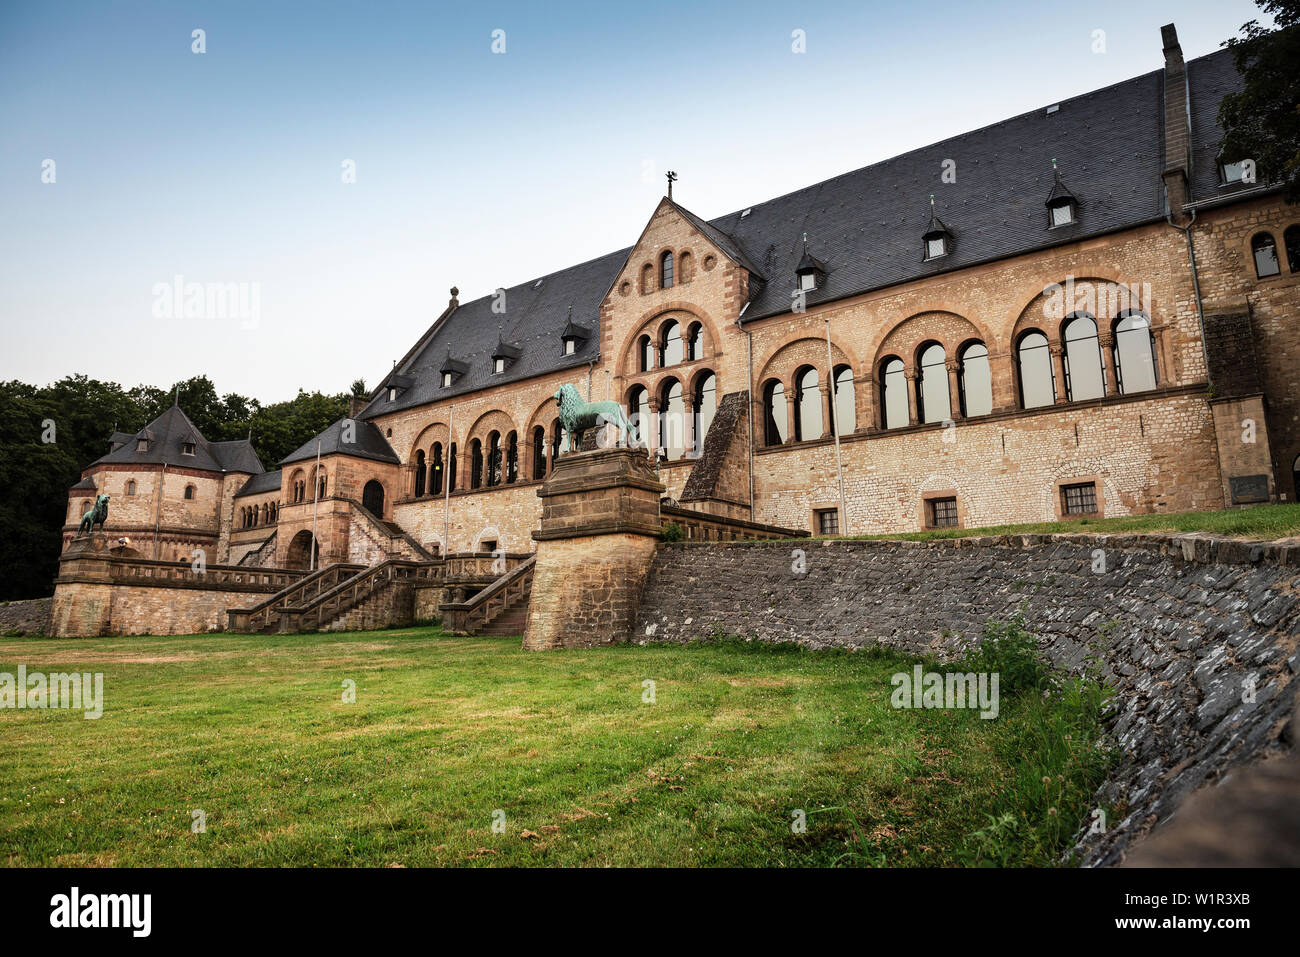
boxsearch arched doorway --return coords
[362,480,385,518]
[286,530,318,571]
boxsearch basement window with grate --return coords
[815,508,840,536]
[1061,482,1098,516]
[927,497,959,528]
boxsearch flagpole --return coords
[310,437,321,571]
[443,406,454,557]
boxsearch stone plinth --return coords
[522,446,664,650]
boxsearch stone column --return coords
[682,394,696,458]
[1049,343,1068,403]
[946,360,963,420]
[1100,334,1119,396]
[904,368,919,426]
[784,382,798,444]
[522,446,666,650]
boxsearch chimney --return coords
[1160,23,1192,221]
[348,394,368,418]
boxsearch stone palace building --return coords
[63,25,1300,573]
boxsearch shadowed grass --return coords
[0,627,1108,867]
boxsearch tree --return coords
[1219,0,1300,203]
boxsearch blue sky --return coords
[0,0,1267,402]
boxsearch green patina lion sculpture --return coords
[553,384,639,446]
[78,493,110,537]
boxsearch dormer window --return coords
[181,441,196,456]
[1045,165,1079,229]
[560,308,590,357]
[136,438,149,452]
[922,200,953,261]
[794,239,826,292]
[491,336,521,374]
[388,387,397,402]
[1220,160,1246,184]
[438,353,468,389]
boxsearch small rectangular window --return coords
[1050,203,1074,227]
[928,497,959,528]
[441,372,453,388]
[136,439,148,452]
[815,508,840,536]
[926,237,946,260]
[563,339,576,356]
[493,358,506,374]
[181,442,195,455]
[799,272,816,292]
[1061,482,1098,515]
[388,387,397,402]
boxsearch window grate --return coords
[928,497,959,527]
[815,508,839,536]
[1061,482,1098,515]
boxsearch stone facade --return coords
[632,534,1300,865]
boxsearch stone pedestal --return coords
[522,445,664,650]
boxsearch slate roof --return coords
[279,417,401,467]
[234,469,283,498]
[70,475,97,491]
[360,47,1243,419]
[90,404,264,474]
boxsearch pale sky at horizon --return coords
[0,0,1267,404]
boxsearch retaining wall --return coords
[633,533,1300,865]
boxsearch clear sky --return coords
[0,0,1267,403]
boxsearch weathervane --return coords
[666,170,677,199]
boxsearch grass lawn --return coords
[0,628,1109,867]
[799,502,1300,544]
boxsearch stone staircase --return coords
[440,556,536,637]
[227,562,367,633]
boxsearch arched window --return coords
[661,320,683,367]
[1063,314,1105,401]
[505,431,518,483]
[1285,225,1300,273]
[660,251,674,289]
[314,467,327,499]
[431,442,444,495]
[627,386,650,450]
[1017,331,1056,409]
[470,439,484,489]
[917,343,950,424]
[659,379,685,460]
[184,484,196,501]
[687,322,703,361]
[763,380,788,446]
[880,357,908,429]
[638,334,654,372]
[830,365,855,435]
[550,418,567,464]
[448,443,457,491]
[261,503,269,524]
[1114,312,1158,395]
[486,431,501,487]
[794,366,822,441]
[958,342,992,418]
[1252,231,1281,278]
[693,373,717,453]
[414,450,426,497]
[532,426,546,479]
[126,479,136,496]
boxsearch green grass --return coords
[806,502,1300,544]
[0,626,1110,867]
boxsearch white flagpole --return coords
[310,437,321,571]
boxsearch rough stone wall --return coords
[49,580,256,636]
[320,582,414,633]
[633,534,1300,866]
[393,482,540,557]
[753,389,1221,535]
[0,598,51,636]
[1190,196,1300,500]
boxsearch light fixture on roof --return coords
[1046,104,1060,115]
[1045,159,1079,228]
[922,195,953,261]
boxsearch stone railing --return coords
[441,556,536,635]
[442,552,530,582]
[59,550,305,593]
[661,504,805,542]
[227,562,367,633]
[287,559,442,633]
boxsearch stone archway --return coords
[362,480,385,518]
[286,530,318,571]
